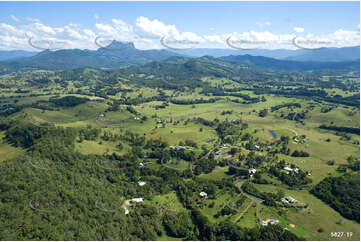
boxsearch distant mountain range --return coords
[0,50,39,61]
[173,46,360,62]
[0,42,359,71]
[219,54,359,71]
[284,46,360,62]
[2,41,181,70]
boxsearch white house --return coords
[124,207,130,215]
[269,219,279,225]
[131,198,143,203]
[199,192,208,197]
[138,181,146,186]
[284,166,293,172]
[286,196,297,203]
[249,168,257,174]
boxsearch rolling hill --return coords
[5,41,181,70]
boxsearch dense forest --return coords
[0,119,305,240]
[311,173,360,221]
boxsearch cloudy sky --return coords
[0,1,359,51]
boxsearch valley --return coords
[0,53,359,240]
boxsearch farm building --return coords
[262,219,280,226]
[270,219,279,225]
[249,168,257,174]
[284,166,293,172]
[285,196,297,203]
[199,192,208,197]
[131,198,143,203]
[138,181,146,186]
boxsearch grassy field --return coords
[1,83,359,241]
[0,132,25,162]
[254,183,360,241]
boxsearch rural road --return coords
[234,179,264,224]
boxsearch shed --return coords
[199,192,208,197]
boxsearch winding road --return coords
[234,179,264,224]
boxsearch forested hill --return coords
[1,42,359,72]
[3,41,181,70]
[219,54,360,71]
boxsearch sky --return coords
[0,1,359,51]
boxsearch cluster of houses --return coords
[215,144,229,155]
[282,196,297,205]
[283,166,299,174]
[293,136,306,144]
[261,219,279,226]
[124,197,144,215]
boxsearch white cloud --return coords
[26,17,40,23]
[0,16,358,51]
[135,16,179,39]
[203,35,223,43]
[94,14,99,20]
[227,31,297,49]
[0,23,22,36]
[256,21,272,28]
[10,15,20,22]
[31,22,57,35]
[293,27,304,33]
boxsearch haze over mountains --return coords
[175,46,360,62]
[0,50,39,61]
[0,41,359,71]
